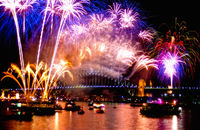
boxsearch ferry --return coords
[140,98,181,117]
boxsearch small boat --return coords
[88,101,94,110]
[55,104,63,110]
[78,110,85,114]
[140,98,181,117]
[78,107,85,114]
[88,101,93,106]
[65,100,80,111]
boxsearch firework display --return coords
[0,0,199,100]
[152,18,200,87]
[1,61,72,99]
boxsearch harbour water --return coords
[0,102,199,130]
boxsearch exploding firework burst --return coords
[107,2,122,19]
[120,8,138,28]
[138,29,155,42]
[159,52,186,88]
[18,0,38,35]
[152,18,200,76]
[56,0,87,21]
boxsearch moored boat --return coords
[65,100,80,111]
[78,107,85,114]
[88,101,94,110]
[140,98,181,117]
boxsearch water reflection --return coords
[0,103,194,130]
[172,115,178,130]
[55,112,59,130]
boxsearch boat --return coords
[88,101,94,110]
[78,107,85,114]
[55,104,63,110]
[88,101,93,106]
[140,98,181,117]
[65,100,80,111]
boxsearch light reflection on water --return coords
[55,112,59,130]
[172,115,178,130]
[0,102,196,130]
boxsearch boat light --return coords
[16,103,21,108]
[16,93,20,99]
[157,98,163,104]
[100,104,105,107]
[173,100,177,105]
[142,103,147,106]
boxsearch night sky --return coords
[139,0,199,29]
[0,0,199,85]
